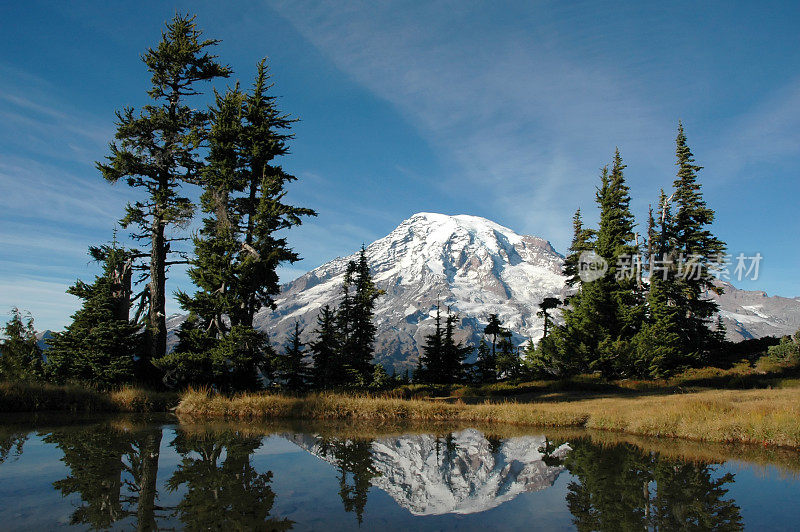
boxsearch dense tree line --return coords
[529,125,730,379]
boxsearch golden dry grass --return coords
[176,386,800,448]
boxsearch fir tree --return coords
[155,60,314,391]
[418,305,444,383]
[495,332,521,380]
[370,363,391,390]
[348,246,382,382]
[98,14,231,378]
[277,322,311,392]
[46,244,141,388]
[336,247,382,385]
[474,338,496,383]
[310,305,339,389]
[634,280,683,378]
[537,297,561,338]
[0,308,43,382]
[671,122,726,354]
[234,59,316,328]
[441,309,471,384]
[484,314,503,365]
[563,208,596,288]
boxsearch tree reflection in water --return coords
[43,423,292,531]
[0,430,27,465]
[167,429,293,531]
[317,437,380,525]
[19,422,749,530]
[550,440,744,531]
[44,423,165,530]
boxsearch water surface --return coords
[1,415,798,530]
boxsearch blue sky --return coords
[1,0,799,330]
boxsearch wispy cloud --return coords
[269,0,675,247]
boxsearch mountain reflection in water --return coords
[0,417,791,530]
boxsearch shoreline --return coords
[175,387,800,449]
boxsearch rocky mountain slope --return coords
[710,281,800,340]
[283,429,570,515]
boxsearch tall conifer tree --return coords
[671,123,726,354]
[98,14,231,377]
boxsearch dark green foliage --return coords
[370,363,392,390]
[417,306,470,384]
[474,338,496,383]
[671,123,727,354]
[45,424,166,529]
[417,306,443,383]
[495,331,522,380]
[158,323,271,393]
[537,297,561,339]
[563,209,596,288]
[97,14,232,372]
[311,305,340,389]
[767,332,800,362]
[168,430,293,531]
[0,308,43,382]
[46,245,141,388]
[154,59,314,392]
[318,437,380,525]
[276,322,312,392]
[564,440,743,531]
[334,247,383,385]
[633,280,684,378]
[548,128,726,379]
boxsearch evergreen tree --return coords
[348,246,382,382]
[46,244,141,388]
[495,332,522,380]
[474,338,496,383]
[484,314,503,365]
[552,152,644,378]
[671,122,727,355]
[0,308,43,382]
[335,261,356,382]
[277,322,311,392]
[418,305,444,383]
[335,248,382,386]
[98,14,231,379]
[563,208,596,288]
[634,280,683,378]
[235,59,314,328]
[441,309,470,384]
[154,60,314,391]
[370,363,391,390]
[537,297,561,338]
[310,305,339,389]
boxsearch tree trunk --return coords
[148,217,167,367]
[136,429,162,532]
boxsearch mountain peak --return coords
[256,212,568,372]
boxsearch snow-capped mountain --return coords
[168,211,800,369]
[255,212,569,372]
[283,429,570,515]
